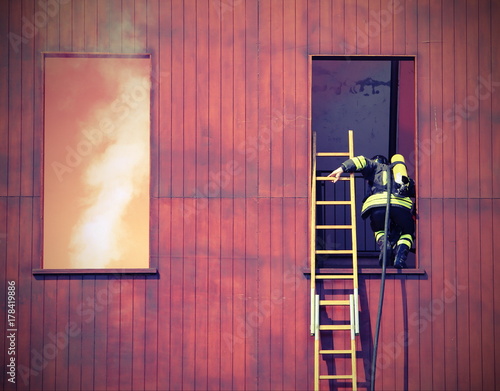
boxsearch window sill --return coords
[33,268,158,275]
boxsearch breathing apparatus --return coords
[391,154,411,197]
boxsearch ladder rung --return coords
[319,325,351,331]
[319,300,350,305]
[316,152,350,157]
[320,349,353,355]
[316,200,352,205]
[315,250,353,254]
[316,225,352,229]
[320,375,354,380]
[315,275,355,280]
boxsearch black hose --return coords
[370,165,392,391]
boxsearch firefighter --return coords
[328,155,415,268]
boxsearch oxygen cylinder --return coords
[391,154,409,185]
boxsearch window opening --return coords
[41,53,152,272]
[311,55,416,268]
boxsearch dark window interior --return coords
[311,56,416,268]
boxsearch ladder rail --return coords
[311,130,359,391]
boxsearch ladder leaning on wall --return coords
[310,130,360,391]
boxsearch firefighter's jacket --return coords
[341,156,415,219]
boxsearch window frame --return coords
[34,52,157,275]
[309,54,423,274]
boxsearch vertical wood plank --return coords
[219,197,235,390]
[453,0,468,199]
[232,0,247,198]
[380,0,394,54]
[271,0,285,199]
[416,199,433,391]
[283,0,297,198]
[416,0,431,199]
[26,199,43,390]
[108,0,122,52]
[7,0,22,196]
[67,277,83,391]
[207,198,221,391]
[131,277,147,391]
[232,198,247,391]
[443,198,458,391]
[170,0,184,198]
[393,0,406,54]
[84,0,98,52]
[478,0,493,199]
[93,276,109,389]
[442,0,455,199]
[257,198,271,391]
[17,197,34,390]
[194,194,209,390]
[468,199,483,389]
[430,199,446,391]
[493,199,500,390]
[105,278,121,390]
[479,199,495,390]
[366,0,379,54]
[0,1,9,195]
[182,0,197,197]
[121,0,135,53]
[80,276,96,391]
[492,1,500,199]
[245,0,259,197]
[318,0,332,53]
[245,197,259,390]
[144,197,159,390]
[269,197,284,390]
[429,1,443,198]
[294,197,310,391]
[195,0,209,203]
[134,0,148,52]
[97,0,110,52]
[53,277,70,391]
[282,198,297,391]
[158,0,172,197]
[118,278,134,391]
[219,2,235,199]
[295,0,308,198]
[258,0,271,197]
[456,198,470,390]
[21,0,35,196]
[157,198,172,390]
[344,0,357,54]
[465,0,480,199]
[332,0,346,54]
[181,201,197,391]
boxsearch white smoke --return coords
[69,71,150,269]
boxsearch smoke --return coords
[69,69,150,269]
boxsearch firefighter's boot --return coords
[393,234,413,269]
[393,244,409,269]
[376,233,393,267]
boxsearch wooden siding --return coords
[0,1,499,390]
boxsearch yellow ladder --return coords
[310,130,359,391]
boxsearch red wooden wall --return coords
[1,1,499,390]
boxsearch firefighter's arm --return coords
[328,156,368,183]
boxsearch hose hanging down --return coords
[370,164,392,391]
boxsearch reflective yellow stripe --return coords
[352,156,367,170]
[397,234,413,247]
[361,193,413,213]
[375,231,384,241]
